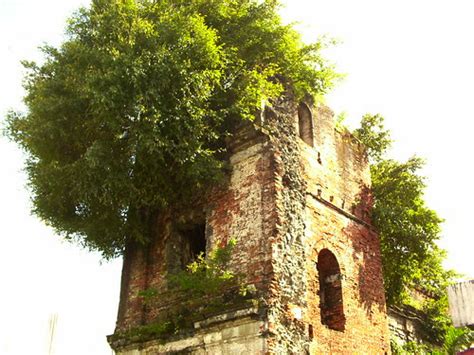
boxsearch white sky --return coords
[0,1,473,354]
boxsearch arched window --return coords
[298,103,314,146]
[180,223,206,267]
[317,249,346,331]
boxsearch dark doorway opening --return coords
[317,249,346,331]
[180,223,206,267]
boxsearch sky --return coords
[1,1,473,354]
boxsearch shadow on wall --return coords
[345,183,386,319]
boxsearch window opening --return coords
[180,223,206,267]
[317,249,346,331]
[298,103,314,146]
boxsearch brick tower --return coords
[108,96,391,354]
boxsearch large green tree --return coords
[353,114,451,304]
[6,0,336,258]
[354,114,458,345]
[371,157,447,304]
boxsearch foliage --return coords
[353,113,392,162]
[355,114,460,346]
[390,339,432,355]
[415,247,458,299]
[390,336,404,354]
[167,238,246,296]
[390,327,474,355]
[416,253,459,345]
[439,326,474,354]
[117,240,255,345]
[355,114,450,305]
[141,239,253,315]
[334,111,347,131]
[114,320,176,343]
[5,0,337,258]
[401,341,431,354]
[371,157,447,305]
[137,287,158,303]
[422,294,454,345]
[420,293,473,353]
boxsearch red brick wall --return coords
[206,125,275,292]
[114,124,277,332]
[302,106,390,353]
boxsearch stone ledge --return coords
[194,306,259,329]
[112,307,266,355]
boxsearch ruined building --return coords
[108,96,391,354]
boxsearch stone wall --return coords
[109,97,391,354]
[387,305,430,345]
[256,97,310,353]
[114,308,267,354]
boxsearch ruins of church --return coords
[108,96,391,354]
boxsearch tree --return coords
[353,113,392,161]
[354,114,458,345]
[354,114,450,304]
[6,0,337,258]
[371,157,447,304]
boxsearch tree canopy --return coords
[6,0,337,258]
[354,114,458,345]
[354,114,453,304]
[371,157,447,304]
